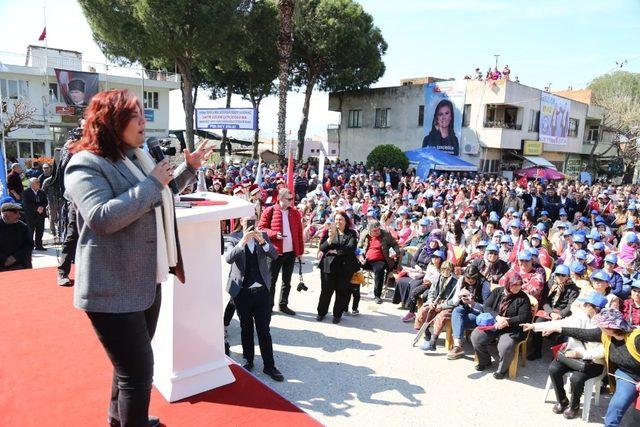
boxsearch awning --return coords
[523,156,556,170]
[404,147,477,178]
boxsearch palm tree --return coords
[276,0,294,156]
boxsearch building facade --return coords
[1,46,179,164]
[328,78,613,178]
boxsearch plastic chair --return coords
[543,370,605,422]
[506,294,538,379]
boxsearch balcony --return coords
[483,121,522,130]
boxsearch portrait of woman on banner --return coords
[422,99,460,156]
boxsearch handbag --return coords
[557,350,591,373]
[350,271,365,285]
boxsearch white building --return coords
[1,46,179,163]
[328,77,613,178]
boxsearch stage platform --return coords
[0,267,321,426]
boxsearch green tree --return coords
[588,71,640,182]
[292,0,387,161]
[78,0,243,151]
[366,145,408,172]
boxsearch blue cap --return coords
[528,247,539,256]
[432,250,445,259]
[433,202,442,208]
[489,212,500,222]
[626,233,638,243]
[486,243,499,252]
[536,223,547,232]
[627,220,635,228]
[580,216,590,223]
[591,210,599,215]
[575,249,587,260]
[477,240,488,248]
[507,207,516,213]
[554,264,570,276]
[587,232,601,241]
[500,235,513,244]
[570,261,586,275]
[595,216,605,225]
[591,270,611,282]
[593,242,605,250]
[510,220,523,229]
[540,210,549,216]
[530,233,542,240]
[628,204,637,211]
[517,251,532,261]
[419,218,430,226]
[604,253,618,264]
[559,208,568,216]
[573,234,585,243]
[398,207,408,215]
[476,312,496,327]
[577,291,608,309]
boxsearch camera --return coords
[146,137,177,156]
[67,126,83,142]
[297,282,308,292]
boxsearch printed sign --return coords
[55,105,76,115]
[523,140,543,156]
[421,81,467,157]
[195,108,257,131]
[539,92,570,145]
[54,68,100,108]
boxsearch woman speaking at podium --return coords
[65,89,211,426]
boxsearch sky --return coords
[1,0,639,142]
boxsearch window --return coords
[485,105,496,122]
[331,149,336,154]
[8,80,18,99]
[481,159,500,173]
[528,110,540,132]
[418,105,424,127]
[504,107,518,126]
[375,108,391,128]
[33,141,46,158]
[586,125,600,143]
[347,109,361,128]
[143,91,159,110]
[568,118,579,137]
[462,104,471,127]
[49,83,59,102]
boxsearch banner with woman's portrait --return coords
[421,81,467,157]
[538,92,570,145]
[54,68,100,108]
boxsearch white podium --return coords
[152,192,254,402]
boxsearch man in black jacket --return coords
[21,178,47,250]
[0,202,33,271]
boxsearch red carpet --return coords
[0,267,321,427]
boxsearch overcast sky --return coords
[1,0,639,142]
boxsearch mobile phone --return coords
[246,219,256,229]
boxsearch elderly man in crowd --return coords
[258,188,304,315]
[22,177,48,251]
[0,202,33,271]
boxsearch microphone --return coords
[146,137,179,194]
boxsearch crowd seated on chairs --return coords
[203,156,640,425]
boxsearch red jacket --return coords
[258,204,304,256]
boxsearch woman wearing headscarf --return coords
[397,250,445,323]
[470,272,532,379]
[546,309,640,426]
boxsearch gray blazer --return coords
[224,231,278,298]
[64,150,196,313]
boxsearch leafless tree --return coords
[1,98,37,137]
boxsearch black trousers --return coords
[223,299,236,327]
[58,202,78,276]
[317,272,350,318]
[347,286,361,311]
[269,251,296,307]
[548,358,604,409]
[27,215,45,248]
[365,260,387,298]
[234,286,275,369]
[87,285,161,427]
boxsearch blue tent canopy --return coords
[405,147,477,178]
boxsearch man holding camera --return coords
[225,217,284,382]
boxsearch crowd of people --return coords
[3,136,640,425]
[208,156,640,426]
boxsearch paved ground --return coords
[34,224,639,426]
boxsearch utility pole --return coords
[493,54,500,69]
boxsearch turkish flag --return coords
[38,27,46,41]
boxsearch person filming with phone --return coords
[225,216,284,382]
